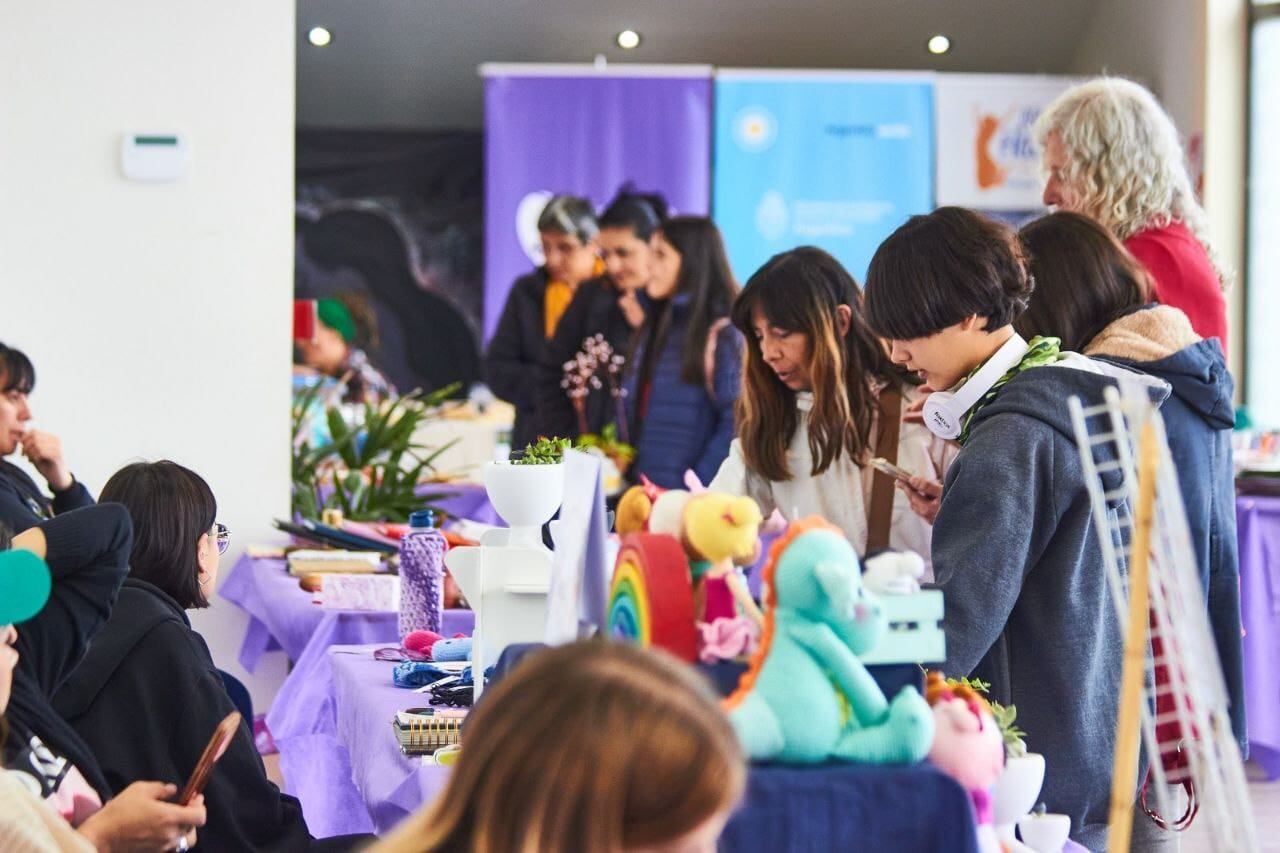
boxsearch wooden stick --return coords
[1106,422,1159,853]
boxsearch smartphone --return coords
[177,711,241,805]
[869,457,915,483]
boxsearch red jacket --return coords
[1124,221,1228,349]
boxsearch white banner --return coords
[935,74,1080,211]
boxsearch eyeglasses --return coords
[214,523,231,556]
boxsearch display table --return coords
[310,644,992,850]
[1237,495,1280,778]
[220,482,493,673]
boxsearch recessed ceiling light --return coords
[616,29,641,50]
[927,34,951,55]
[308,27,332,47]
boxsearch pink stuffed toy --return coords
[925,673,1005,833]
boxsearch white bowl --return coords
[482,461,565,532]
[992,753,1046,827]
[1016,813,1071,853]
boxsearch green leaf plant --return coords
[291,382,462,523]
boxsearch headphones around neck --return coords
[922,332,1030,440]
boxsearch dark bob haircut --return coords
[0,342,35,395]
[864,207,1033,340]
[100,460,217,609]
[1016,211,1154,352]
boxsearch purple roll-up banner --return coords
[481,64,713,341]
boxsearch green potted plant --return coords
[483,436,569,547]
[291,383,461,523]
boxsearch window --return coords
[1246,3,1280,423]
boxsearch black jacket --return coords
[0,459,95,533]
[537,278,638,440]
[3,504,132,803]
[54,579,315,852]
[484,269,553,450]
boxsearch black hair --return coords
[598,184,669,242]
[537,195,598,245]
[99,461,217,609]
[864,206,1034,341]
[0,343,35,395]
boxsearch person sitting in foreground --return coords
[371,641,746,853]
[54,461,370,852]
[2,506,206,851]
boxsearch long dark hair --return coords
[1016,211,1154,351]
[734,247,908,482]
[638,217,739,387]
[100,461,217,609]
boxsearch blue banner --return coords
[713,72,935,284]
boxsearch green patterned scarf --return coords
[958,335,1062,444]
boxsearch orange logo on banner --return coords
[975,113,1007,189]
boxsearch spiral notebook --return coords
[393,708,467,755]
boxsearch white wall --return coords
[1071,0,1206,139]
[0,2,296,708]
[1070,0,1250,383]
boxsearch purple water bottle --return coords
[398,509,447,639]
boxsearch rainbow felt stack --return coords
[607,533,698,662]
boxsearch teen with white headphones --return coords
[863,207,1168,851]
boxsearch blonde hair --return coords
[372,641,746,853]
[1034,77,1229,288]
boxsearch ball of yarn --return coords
[403,629,443,654]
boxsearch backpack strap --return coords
[866,387,902,552]
[704,317,731,399]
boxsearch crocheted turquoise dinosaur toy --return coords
[724,517,934,764]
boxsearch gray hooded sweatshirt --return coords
[932,359,1169,851]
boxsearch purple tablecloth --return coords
[218,555,400,673]
[330,647,454,833]
[264,624,470,837]
[1237,495,1280,778]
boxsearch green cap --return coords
[0,549,52,625]
[317,298,357,344]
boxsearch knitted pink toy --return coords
[403,630,442,656]
[925,674,1005,829]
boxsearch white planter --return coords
[482,461,565,548]
[1016,812,1071,853]
[992,752,1046,842]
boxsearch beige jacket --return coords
[710,384,957,578]
[0,771,94,853]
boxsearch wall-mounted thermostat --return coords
[120,133,187,182]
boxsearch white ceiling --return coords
[296,0,1104,129]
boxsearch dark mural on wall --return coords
[295,129,484,395]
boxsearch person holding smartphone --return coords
[863,207,1169,850]
[709,247,957,574]
[53,462,370,852]
[1,504,206,852]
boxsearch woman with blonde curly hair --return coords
[1035,77,1229,348]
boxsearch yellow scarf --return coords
[544,258,605,339]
